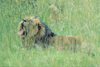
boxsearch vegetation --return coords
[0,0,100,67]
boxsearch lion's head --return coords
[18,16,55,39]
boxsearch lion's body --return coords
[18,16,94,56]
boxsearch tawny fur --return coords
[18,16,94,56]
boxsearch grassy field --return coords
[0,0,100,67]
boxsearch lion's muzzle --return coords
[18,29,24,35]
[18,21,27,35]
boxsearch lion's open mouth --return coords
[18,29,24,35]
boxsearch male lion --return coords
[18,16,94,56]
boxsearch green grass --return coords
[0,0,100,67]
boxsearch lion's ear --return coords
[37,22,42,30]
[35,19,45,37]
[35,19,42,30]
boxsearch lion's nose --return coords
[22,19,27,22]
[21,19,27,25]
[20,21,24,27]
[21,20,24,23]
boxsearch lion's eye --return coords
[24,20,27,22]
[23,19,27,22]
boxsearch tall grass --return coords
[0,0,100,67]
